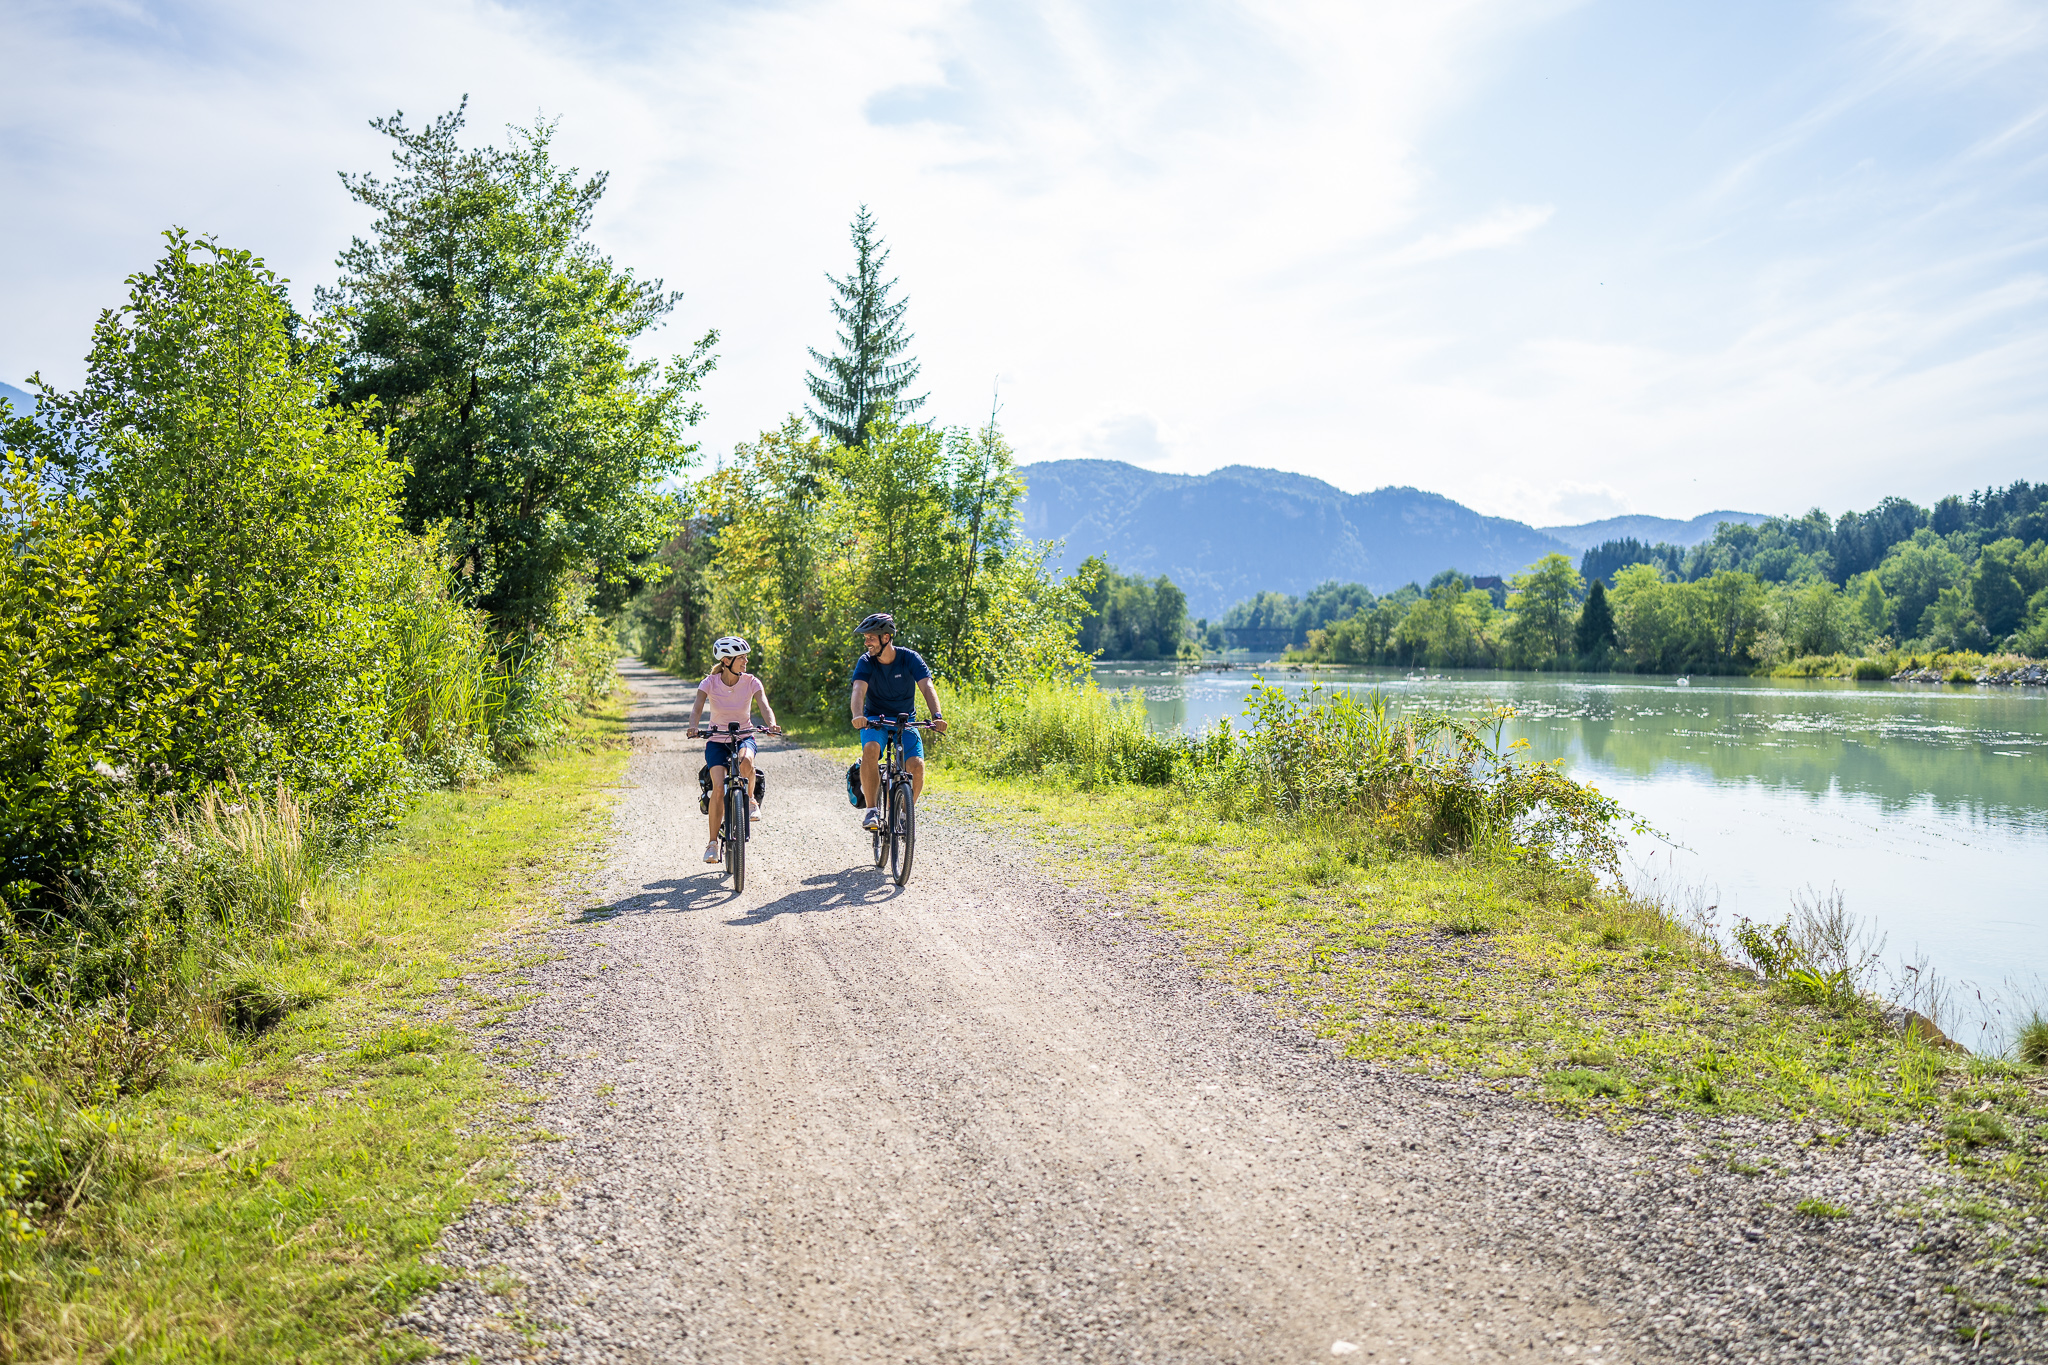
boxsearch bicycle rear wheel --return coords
[726,786,747,892]
[890,781,915,886]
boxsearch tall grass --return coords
[933,679,1632,876]
[934,680,1179,787]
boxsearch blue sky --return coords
[2,0,2044,524]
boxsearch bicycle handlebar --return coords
[693,722,782,738]
[860,715,938,731]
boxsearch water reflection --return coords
[1093,664,2048,1010]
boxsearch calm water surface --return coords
[1092,663,2048,1022]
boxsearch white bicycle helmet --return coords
[713,635,750,660]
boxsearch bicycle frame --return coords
[701,721,777,891]
[865,715,932,886]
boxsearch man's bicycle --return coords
[698,721,778,892]
[866,715,933,887]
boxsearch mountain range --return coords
[1538,509,1770,551]
[0,381,32,415]
[1018,459,1763,619]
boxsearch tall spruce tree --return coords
[805,207,926,447]
[1575,578,1619,657]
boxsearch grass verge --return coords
[1,699,627,1362]
[920,763,2048,1205]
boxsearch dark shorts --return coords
[860,724,923,759]
[704,737,757,770]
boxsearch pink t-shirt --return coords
[698,671,766,730]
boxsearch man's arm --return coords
[916,677,948,733]
[849,679,869,729]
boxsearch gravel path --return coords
[404,661,2042,1362]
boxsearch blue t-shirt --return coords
[853,646,932,721]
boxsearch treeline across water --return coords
[1171,482,2048,675]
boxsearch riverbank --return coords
[0,701,627,1361]
[882,680,2048,1205]
[402,662,2048,1361]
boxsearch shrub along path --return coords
[405,661,2038,1362]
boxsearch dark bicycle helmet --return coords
[855,612,896,635]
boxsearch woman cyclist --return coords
[689,636,781,864]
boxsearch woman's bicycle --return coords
[698,721,778,892]
[865,715,933,887]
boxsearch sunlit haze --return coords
[4,0,2045,524]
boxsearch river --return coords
[1092,663,2048,1048]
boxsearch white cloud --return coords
[1387,204,1554,265]
[2,0,2045,532]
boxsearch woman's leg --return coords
[707,764,728,842]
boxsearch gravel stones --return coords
[400,661,2044,1362]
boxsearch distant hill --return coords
[1539,509,1768,551]
[1017,460,1574,619]
[0,380,32,417]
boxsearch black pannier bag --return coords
[845,763,863,807]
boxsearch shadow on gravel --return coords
[577,873,734,921]
[724,868,903,926]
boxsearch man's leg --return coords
[860,741,882,808]
[907,755,925,802]
[707,764,728,842]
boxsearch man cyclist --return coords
[849,613,948,831]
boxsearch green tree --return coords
[1782,579,1852,658]
[19,232,410,820]
[1574,578,1618,659]
[805,207,926,448]
[0,457,235,915]
[1076,558,1192,660]
[1877,531,1964,640]
[1971,538,2028,638]
[1504,553,1582,668]
[1395,579,1496,667]
[325,103,715,630]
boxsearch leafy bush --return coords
[1729,887,1884,1015]
[1185,684,1631,875]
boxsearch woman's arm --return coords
[689,687,707,735]
[754,679,779,731]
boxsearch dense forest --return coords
[1178,484,2048,674]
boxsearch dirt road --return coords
[406,661,2026,1363]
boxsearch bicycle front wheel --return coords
[726,787,747,892]
[890,782,915,886]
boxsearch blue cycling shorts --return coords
[859,724,923,759]
[704,736,757,770]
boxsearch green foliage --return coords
[933,674,1632,877]
[1076,558,1194,660]
[1574,578,1618,659]
[0,459,233,916]
[29,233,410,828]
[2,232,432,915]
[1796,1197,1851,1218]
[933,681,1179,787]
[2012,1013,2048,1067]
[652,410,1089,714]
[804,206,926,447]
[325,103,714,630]
[1503,554,1582,668]
[1580,538,1683,587]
